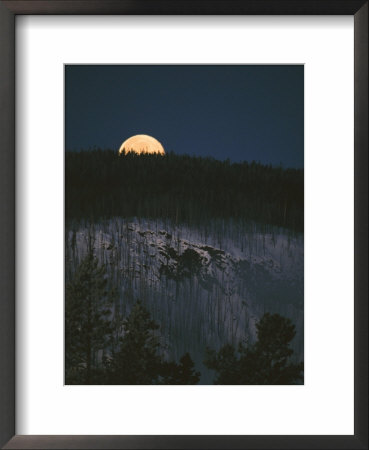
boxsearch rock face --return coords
[66,218,304,383]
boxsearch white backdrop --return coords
[16,15,354,435]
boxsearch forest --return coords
[65,150,304,384]
[65,150,303,231]
[66,252,303,385]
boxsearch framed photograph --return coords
[0,1,367,449]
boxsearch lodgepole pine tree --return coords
[105,301,201,385]
[65,252,113,384]
[160,352,200,385]
[205,313,303,385]
[105,301,163,384]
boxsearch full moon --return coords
[119,134,165,155]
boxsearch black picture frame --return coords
[0,1,367,449]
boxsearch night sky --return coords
[65,65,304,168]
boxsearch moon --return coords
[119,134,165,155]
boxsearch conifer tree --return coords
[65,253,113,384]
[105,301,163,384]
[160,352,201,384]
[205,313,303,384]
[105,301,201,385]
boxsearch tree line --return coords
[65,150,303,231]
[66,253,303,385]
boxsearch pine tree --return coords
[250,313,303,384]
[105,301,201,385]
[205,313,303,385]
[65,253,113,384]
[160,353,200,384]
[105,301,163,384]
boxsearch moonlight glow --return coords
[119,135,165,155]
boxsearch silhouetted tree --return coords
[65,253,114,384]
[205,313,303,384]
[105,301,163,384]
[160,353,200,384]
[104,301,201,385]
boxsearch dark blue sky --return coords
[65,65,304,168]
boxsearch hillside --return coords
[66,218,304,383]
[65,151,304,231]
